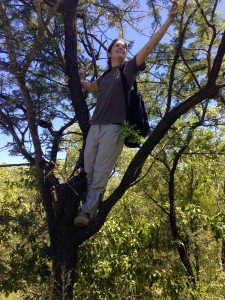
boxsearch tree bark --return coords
[222,239,225,269]
[50,172,87,300]
[168,146,196,285]
[63,0,90,138]
[2,0,225,298]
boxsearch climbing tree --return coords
[1,0,225,299]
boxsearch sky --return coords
[0,0,175,165]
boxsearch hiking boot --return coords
[74,213,90,228]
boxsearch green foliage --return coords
[1,0,225,299]
[72,115,225,299]
[119,122,145,145]
[74,194,170,299]
[2,129,225,299]
[73,188,225,299]
[0,167,51,298]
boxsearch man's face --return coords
[108,40,127,61]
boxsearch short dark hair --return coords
[107,38,128,67]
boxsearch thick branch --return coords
[207,30,225,85]
[63,0,90,137]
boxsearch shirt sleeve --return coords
[124,56,146,88]
[134,54,146,71]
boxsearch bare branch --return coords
[144,189,169,216]
[180,51,201,89]
[0,163,31,168]
[22,0,64,74]
[166,1,198,113]
[0,0,20,74]
[0,109,35,164]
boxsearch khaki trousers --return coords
[80,124,124,217]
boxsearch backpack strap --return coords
[119,64,131,122]
[101,67,111,78]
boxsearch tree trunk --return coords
[51,179,81,300]
[169,157,196,285]
[50,177,85,300]
[169,193,196,285]
[221,239,225,269]
[52,229,79,300]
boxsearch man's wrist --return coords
[169,12,178,20]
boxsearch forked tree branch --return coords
[22,0,64,74]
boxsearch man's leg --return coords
[84,125,99,187]
[74,124,124,226]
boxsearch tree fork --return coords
[50,1,90,299]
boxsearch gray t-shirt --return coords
[92,56,143,125]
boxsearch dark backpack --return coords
[119,64,150,148]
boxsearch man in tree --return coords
[73,0,179,227]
